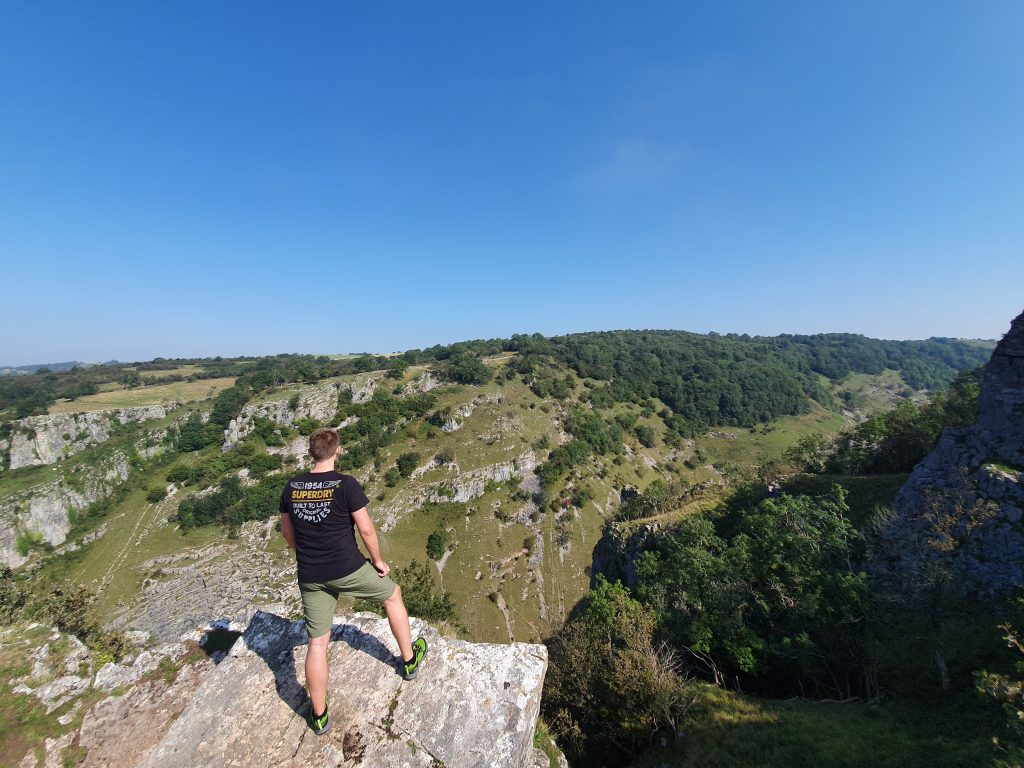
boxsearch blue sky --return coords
[1,2,1021,365]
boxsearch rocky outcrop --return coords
[0,450,132,567]
[349,373,384,404]
[403,370,441,394]
[150,611,548,768]
[222,375,383,451]
[374,451,537,531]
[4,405,175,470]
[884,309,1024,597]
[9,611,555,768]
[427,450,537,505]
[590,520,660,588]
[222,380,343,450]
[110,518,301,644]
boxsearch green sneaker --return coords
[307,692,330,735]
[403,637,428,680]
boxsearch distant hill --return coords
[0,360,97,376]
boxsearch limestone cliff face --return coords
[885,309,1024,597]
[373,450,537,532]
[10,611,556,768]
[222,374,383,451]
[4,405,175,471]
[0,450,132,567]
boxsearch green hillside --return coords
[0,329,1004,768]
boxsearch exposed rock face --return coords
[349,373,384,404]
[142,611,549,768]
[9,611,558,768]
[427,450,537,505]
[373,450,537,531]
[5,405,175,470]
[885,309,1024,597]
[590,520,660,588]
[76,662,209,768]
[133,613,544,767]
[0,451,132,567]
[403,370,441,394]
[222,376,382,451]
[109,519,301,644]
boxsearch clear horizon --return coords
[2,2,1021,366]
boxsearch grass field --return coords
[139,365,205,380]
[629,683,1002,768]
[48,377,236,413]
[694,402,848,469]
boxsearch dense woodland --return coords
[0,330,991,424]
[541,365,1023,767]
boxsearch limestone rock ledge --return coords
[127,611,547,768]
[5,405,176,471]
[885,308,1024,597]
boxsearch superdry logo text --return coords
[288,479,342,523]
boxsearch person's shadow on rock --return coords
[245,611,398,717]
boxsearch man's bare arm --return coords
[351,507,389,576]
[280,513,296,550]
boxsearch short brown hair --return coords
[308,428,340,461]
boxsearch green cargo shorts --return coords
[299,561,397,638]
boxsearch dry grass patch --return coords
[48,378,236,414]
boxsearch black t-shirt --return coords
[279,470,371,583]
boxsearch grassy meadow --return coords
[630,683,1002,768]
[48,377,236,414]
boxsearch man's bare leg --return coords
[306,632,330,716]
[383,585,414,661]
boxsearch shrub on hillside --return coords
[175,411,222,452]
[433,354,493,385]
[426,529,448,560]
[635,424,656,448]
[396,452,420,478]
[210,385,250,428]
[786,369,982,476]
[293,417,321,436]
[359,561,458,626]
[0,572,129,661]
[633,487,866,697]
[976,612,1024,764]
[544,577,692,766]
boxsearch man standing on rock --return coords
[279,427,427,735]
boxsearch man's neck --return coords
[310,460,336,473]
